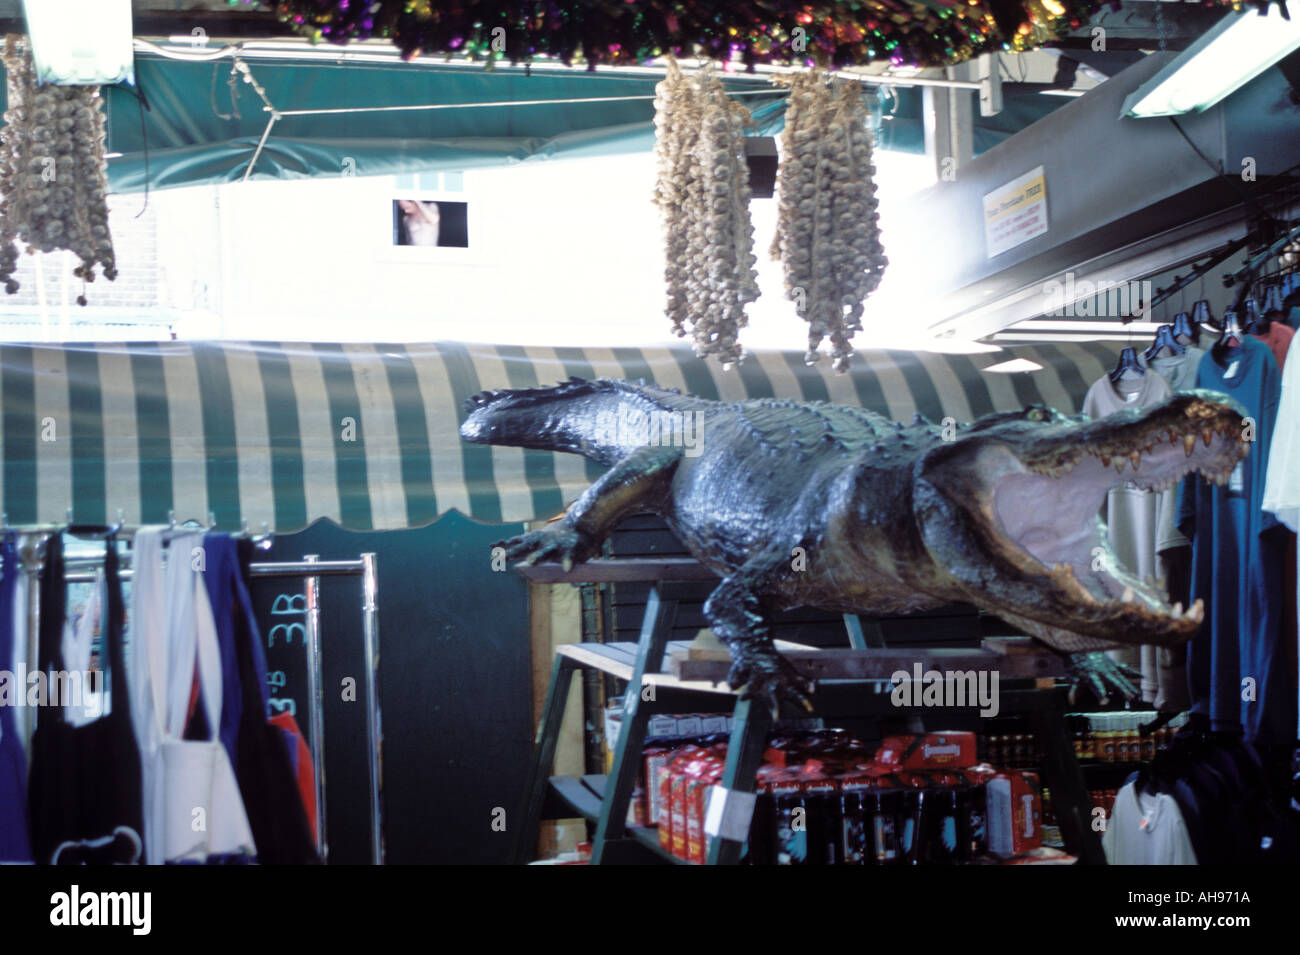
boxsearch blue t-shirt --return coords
[1176,337,1291,743]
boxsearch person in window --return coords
[396,200,440,246]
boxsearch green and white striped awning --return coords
[0,340,1126,531]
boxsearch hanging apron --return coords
[27,536,146,864]
[0,532,33,862]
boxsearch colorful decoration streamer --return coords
[225,0,1270,71]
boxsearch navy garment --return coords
[200,533,246,766]
[203,533,317,865]
[1176,339,1291,744]
[0,533,33,862]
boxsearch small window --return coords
[392,200,469,248]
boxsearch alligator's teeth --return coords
[1183,434,1196,457]
[1114,458,1126,474]
[1122,586,1134,603]
[1188,599,1204,623]
[1202,428,1214,447]
[1171,601,1183,618]
[1129,450,1142,469]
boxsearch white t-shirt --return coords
[1263,335,1300,532]
[1261,334,1299,738]
[1102,781,1198,865]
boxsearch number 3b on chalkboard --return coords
[267,621,305,647]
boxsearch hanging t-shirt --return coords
[1146,347,1204,714]
[1176,338,1291,744]
[1253,322,1295,373]
[1262,334,1300,738]
[1083,370,1172,693]
[1148,346,1206,395]
[1102,780,1198,864]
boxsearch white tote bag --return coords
[137,533,256,864]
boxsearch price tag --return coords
[704,785,757,841]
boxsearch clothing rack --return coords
[5,539,385,866]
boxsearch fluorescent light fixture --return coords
[1123,7,1300,118]
[981,358,1044,374]
[1040,88,1085,97]
[22,0,134,86]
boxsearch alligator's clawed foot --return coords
[1065,651,1143,707]
[728,650,813,717]
[496,522,593,571]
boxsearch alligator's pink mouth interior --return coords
[992,426,1241,621]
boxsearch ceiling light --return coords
[1040,88,1085,97]
[1122,7,1300,118]
[22,0,134,85]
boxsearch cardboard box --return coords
[987,771,1042,858]
[875,732,977,770]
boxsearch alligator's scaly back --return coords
[461,377,1252,711]
[461,377,712,466]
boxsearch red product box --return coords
[685,759,726,864]
[874,732,977,770]
[643,745,673,826]
[987,771,1042,858]
[667,751,717,860]
[657,746,707,850]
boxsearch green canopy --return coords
[0,50,1069,192]
[94,53,788,192]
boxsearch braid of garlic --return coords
[0,36,116,301]
[772,70,889,372]
[653,59,759,367]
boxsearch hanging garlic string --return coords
[653,56,758,368]
[772,69,887,372]
[0,36,117,302]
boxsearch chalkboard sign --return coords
[254,511,532,864]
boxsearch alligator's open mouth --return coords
[985,391,1247,642]
[919,391,1250,648]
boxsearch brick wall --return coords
[0,194,160,310]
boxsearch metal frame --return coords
[519,586,1104,865]
[8,541,385,865]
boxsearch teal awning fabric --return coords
[0,52,1066,192]
[0,340,1123,532]
[95,54,788,192]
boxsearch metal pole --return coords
[24,536,43,753]
[303,554,328,863]
[361,552,385,865]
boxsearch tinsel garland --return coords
[230,1,1280,71]
[653,58,758,366]
[0,36,116,302]
[771,71,888,371]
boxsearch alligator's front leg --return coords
[498,445,683,569]
[704,568,813,716]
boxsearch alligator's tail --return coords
[460,377,705,464]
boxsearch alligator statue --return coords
[461,378,1249,711]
